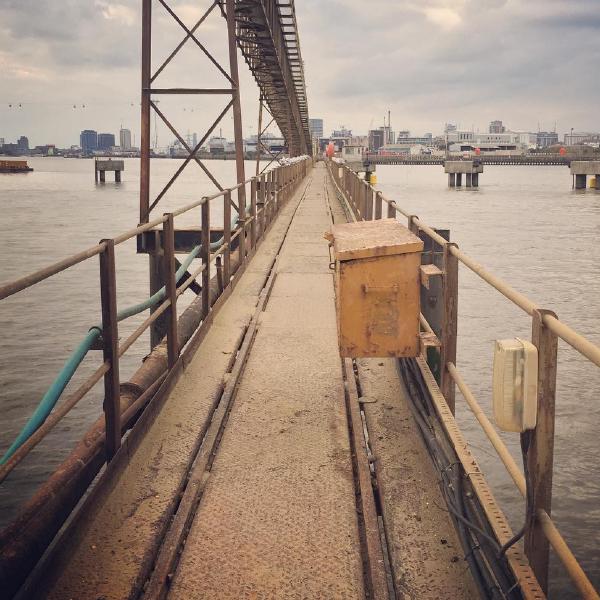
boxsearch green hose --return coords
[1,219,235,466]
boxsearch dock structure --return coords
[570,160,600,189]
[2,2,600,599]
[22,163,476,600]
[94,158,124,183]
[444,160,484,187]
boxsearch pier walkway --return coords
[35,164,474,599]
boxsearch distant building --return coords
[368,129,385,152]
[17,136,29,153]
[444,123,457,133]
[489,120,506,134]
[537,131,558,148]
[447,130,530,153]
[119,128,132,151]
[98,133,116,151]
[309,118,323,140]
[80,130,98,154]
[563,132,600,145]
[0,138,4,147]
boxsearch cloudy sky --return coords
[0,0,598,148]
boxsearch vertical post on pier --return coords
[259,174,266,237]
[250,177,257,249]
[94,159,98,183]
[525,308,558,594]
[448,173,456,187]
[163,214,179,368]
[140,0,151,224]
[456,173,462,187]
[374,191,383,220]
[387,199,396,219]
[99,239,121,461]
[201,199,211,319]
[466,173,472,188]
[223,190,232,284]
[365,184,373,220]
[441,243,458,413]
[237,186,246,262]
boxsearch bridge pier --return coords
[570,161,600,190]
[445,160,483,189]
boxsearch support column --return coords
[140,0,151,224]
[575,174,586,189]
[149,239,168,349]
[466,173,472,188]
[456,173,462,186]
[595,175,600,190]
[115,170,121,183]
[99,171,106,183]
[472,173,479,187]
[448,173,456,187]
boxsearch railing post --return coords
[250,177,257,249]
[224,190,232,284]
[201,198,211,318]
[525,308,558,594]
[441,243,458,413]
[99,239,121,461]
[163,213,179,369]
[387,199,396,219]
[237,186,246,261]
[365,184,373,220]
[374,190,382,220]
[259,174,266,237]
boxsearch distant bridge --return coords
[364,154,590,166]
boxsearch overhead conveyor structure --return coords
[234,0,312,156]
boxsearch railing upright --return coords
[223,191,232,283]
[201,200,211,320]
[250,177,257,249]
[374,190,383,220]
[163,214,179,368]
[441,243,458,413]
[259,174,266,236]
[99,239,121,460]
[525,308,559,593]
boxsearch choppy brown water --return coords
[0,159,598,597]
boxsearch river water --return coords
[0,158,598,597]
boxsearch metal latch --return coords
[361,284,399,294]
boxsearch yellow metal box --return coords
[327,219,423,358]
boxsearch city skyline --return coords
[1,1,599,148]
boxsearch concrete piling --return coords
[444,160,483,189]
[570,161,600,190]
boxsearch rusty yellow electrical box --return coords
[326,219,423,358]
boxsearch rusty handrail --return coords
[0,158,311,480]
[328,159,599,599]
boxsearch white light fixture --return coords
[492,338,538,433]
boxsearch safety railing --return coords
[0,158,311,487]
[327,160,599,599]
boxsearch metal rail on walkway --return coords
[327,160,600,600]
[0,159,310,486]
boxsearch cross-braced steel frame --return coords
[140,0,246,224]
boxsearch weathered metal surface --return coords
[357,358,478,599]
[526,308,559,593]
[99,239,121,461]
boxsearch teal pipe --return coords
[0,212,241,466]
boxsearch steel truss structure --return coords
[235,0,311,157]
[139,0,311,224]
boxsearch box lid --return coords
[325,219,424,261]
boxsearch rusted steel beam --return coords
[140,0,151,224]
[525,308,558,594]
[99,240,121,461]
[163,214,179,368]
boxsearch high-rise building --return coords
[368,129,385,152]
[309,118,323,140]
[120,128,132,150]
[17,136,29,153]
[98,133,116,151]
[489,120,506,134]
[536,131,559,148]
[80,130,98,154]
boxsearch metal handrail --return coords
[327,160,599,599]
[0,159,310,481]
